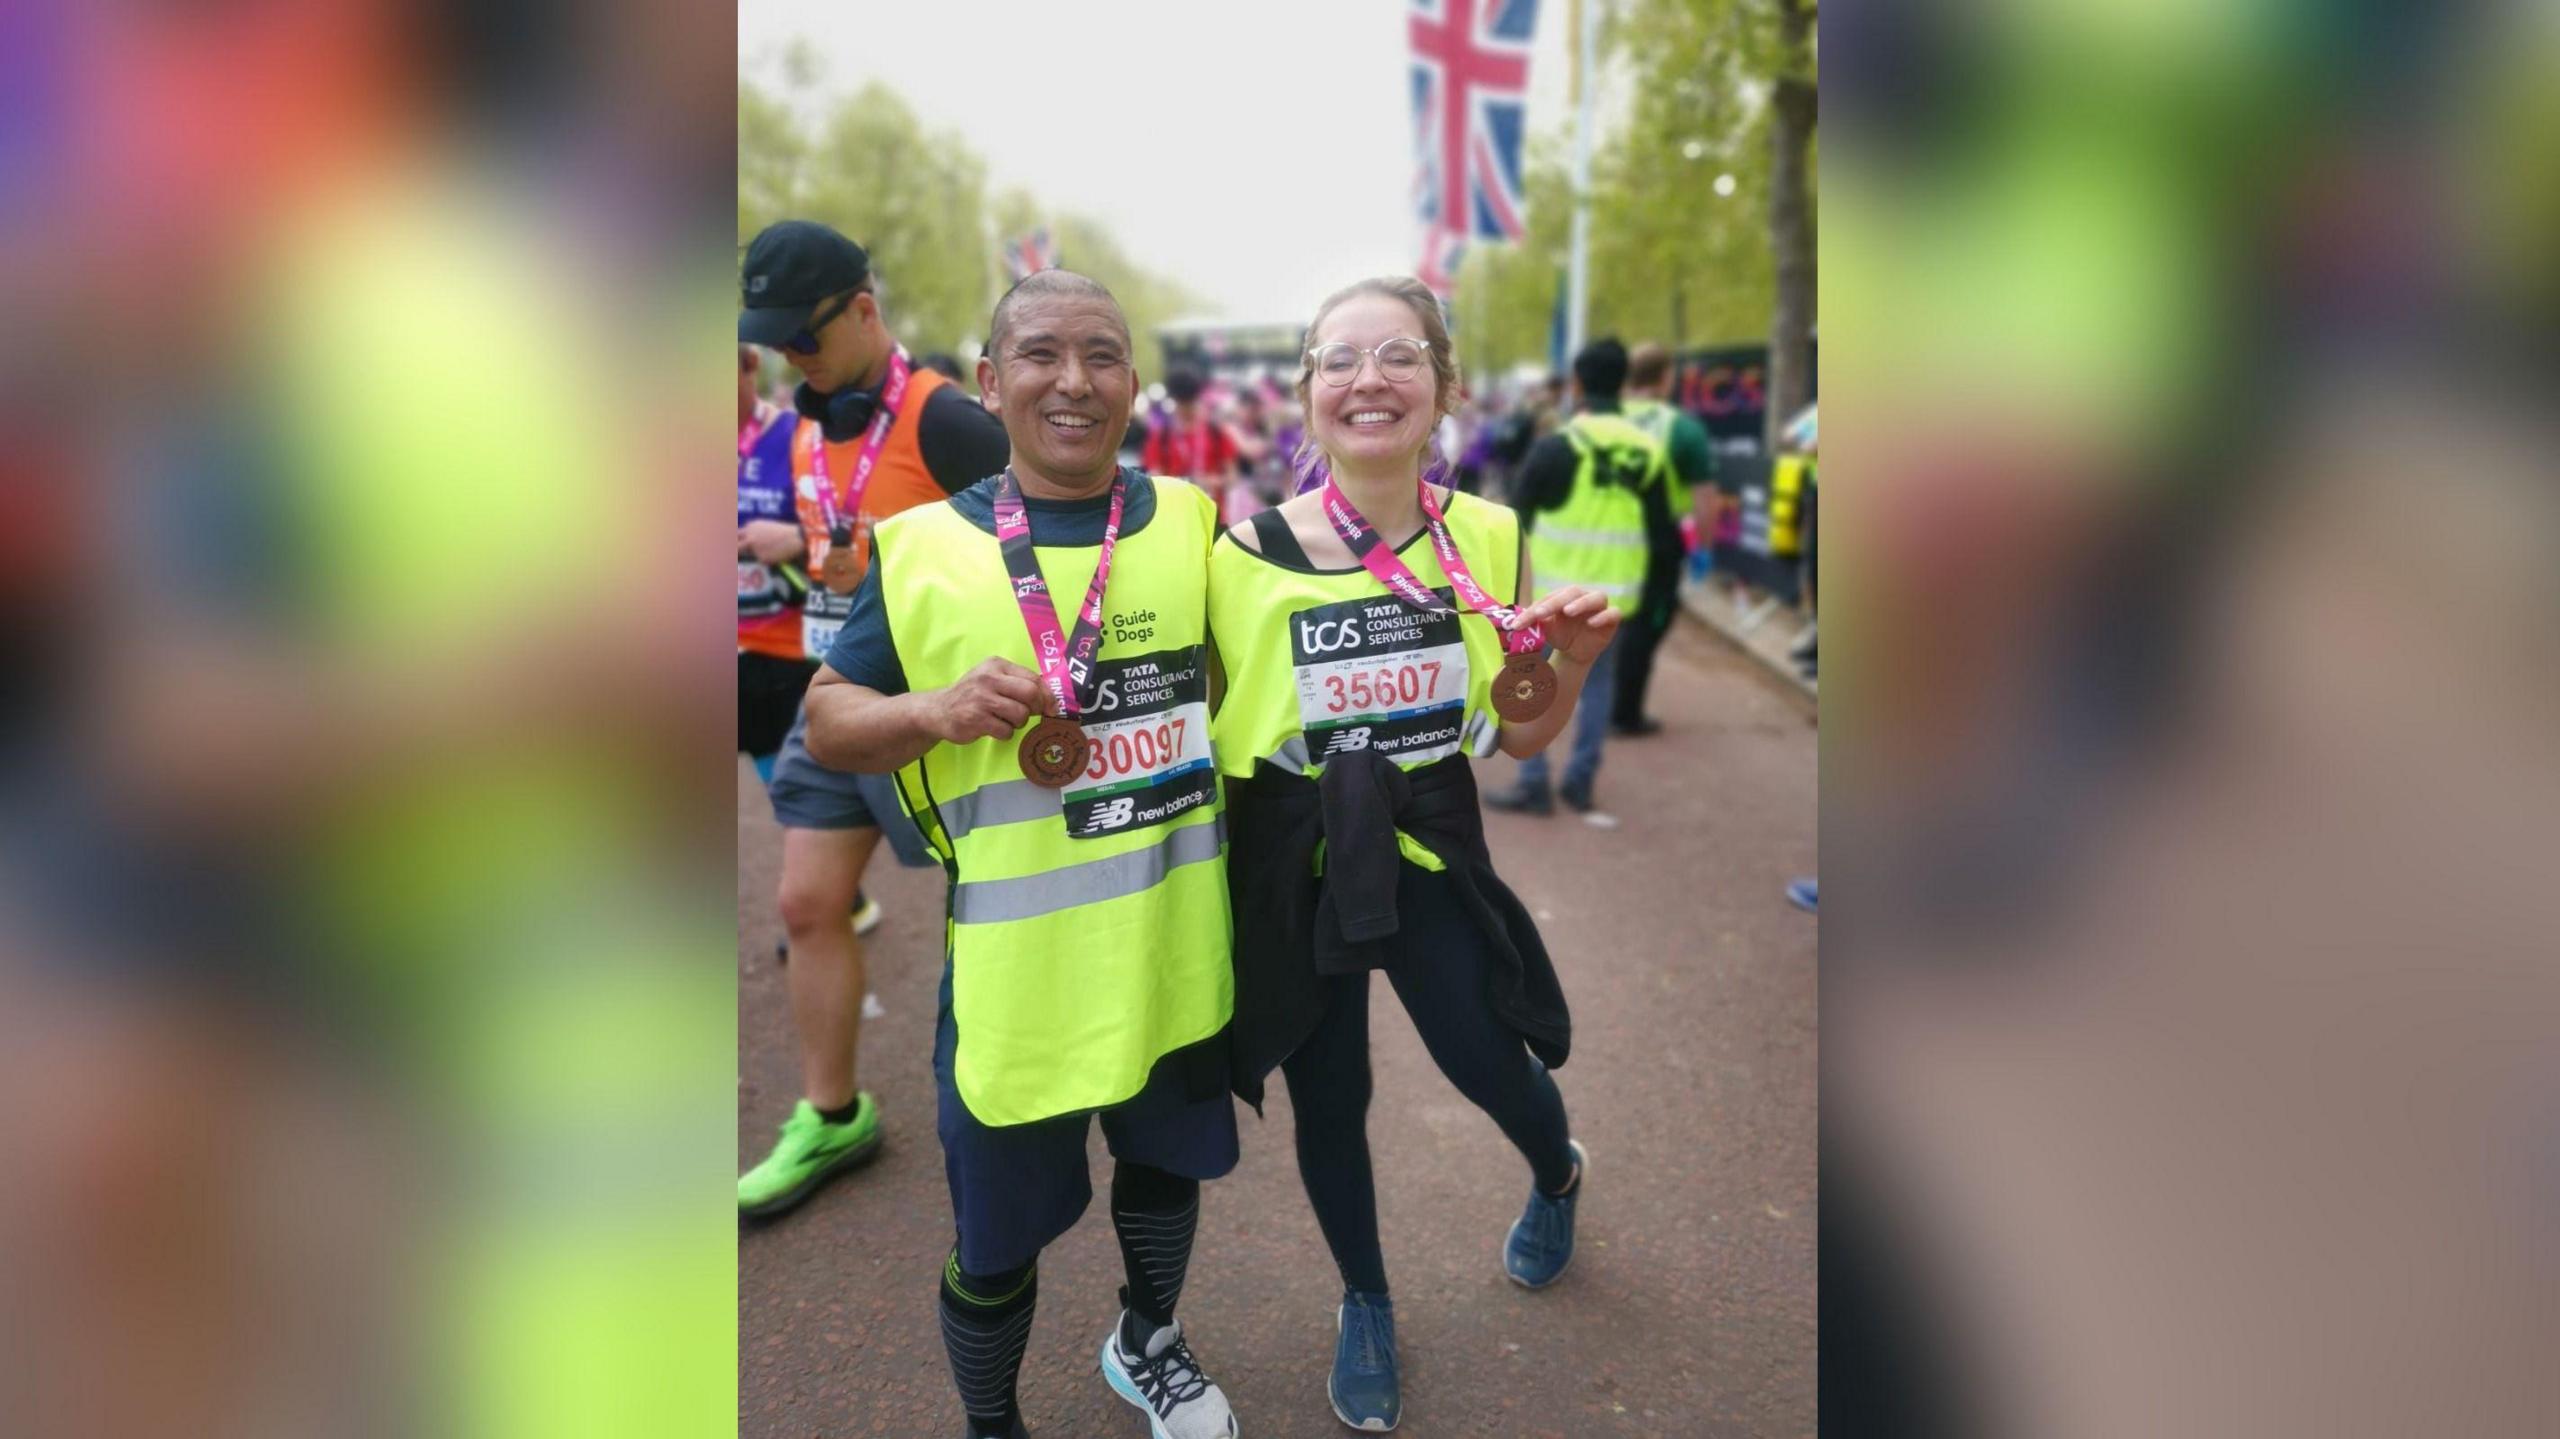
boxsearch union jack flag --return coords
[1417,229,1469,297]
[1004,226,1059,283]
[1410,0,1537,291]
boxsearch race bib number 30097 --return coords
[1059,646,1217,840]
[1291,590,1471,767]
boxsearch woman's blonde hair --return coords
[1291,276,1464,490]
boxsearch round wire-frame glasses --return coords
[1305,338,1431,387]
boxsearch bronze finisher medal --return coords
[821,528,861,594]
[1491,653,1558,723]
[992,468,1130,788]
[1320,475,1559,728]
[808,348,913,600]
[1017,717,1090,788]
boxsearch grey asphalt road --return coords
[740,615,1817,1437]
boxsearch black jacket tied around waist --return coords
[1225,750,1572,1109]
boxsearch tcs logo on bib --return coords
[1298,617,1362,656]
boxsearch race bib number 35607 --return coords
[1291,590,1471,767]
[1059,646,1217,840]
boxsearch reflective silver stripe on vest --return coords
[950,815,1227,925]
[935,777,1062,843]
[1255,733,1312,776]
[1532,524,1648,548]
[1463,707,1499,756]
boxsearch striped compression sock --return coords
[937,1253,1037,1437]
[1110,1160,1201,1350]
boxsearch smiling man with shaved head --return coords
[804,271,1243,1439]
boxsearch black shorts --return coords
[932,964,1239,1273]
[738,651,818,760]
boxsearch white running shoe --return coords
[1099,1314,1239,1439]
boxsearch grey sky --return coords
[739,0,1575,322]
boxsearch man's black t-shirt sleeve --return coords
[1514,433,1580,529]
[916,385,1011,496]
[1642,470,1681,552]
[821,559,908,696]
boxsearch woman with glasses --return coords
[1204,276,1619,1431]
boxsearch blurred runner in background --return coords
[1613,342,1719,735]
[736,220,1009,1219]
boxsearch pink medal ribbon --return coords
[810,347,913,592]
[993,467,1129,786]
[1318,475,1560,724]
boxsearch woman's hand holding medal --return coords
[1508,585,1621,666]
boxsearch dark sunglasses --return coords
[782,291,858,355]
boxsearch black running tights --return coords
[1279,866,1575,1295]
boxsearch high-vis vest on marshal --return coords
[1749,453,1810,559]
[1526,412,1667,615]
[876,475,1230,1128]
[1618,397,1690,513]
[1208,490,1521,783]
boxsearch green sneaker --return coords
[739,1095,882,1217]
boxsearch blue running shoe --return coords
[1329,1289,1400,1431]
[1504,1140,1587,1289]
[1786,878,1818,913]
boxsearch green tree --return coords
[1764,0,1817,445]
[1598,0,1779,347]
[737,72,1204,375]
[1449,0,1812,407]
[739,77,990,352]
[737,81,807,239]
[1604,0,1815,434]
[785,81,992,356]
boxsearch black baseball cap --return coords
[739,220,871,348]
